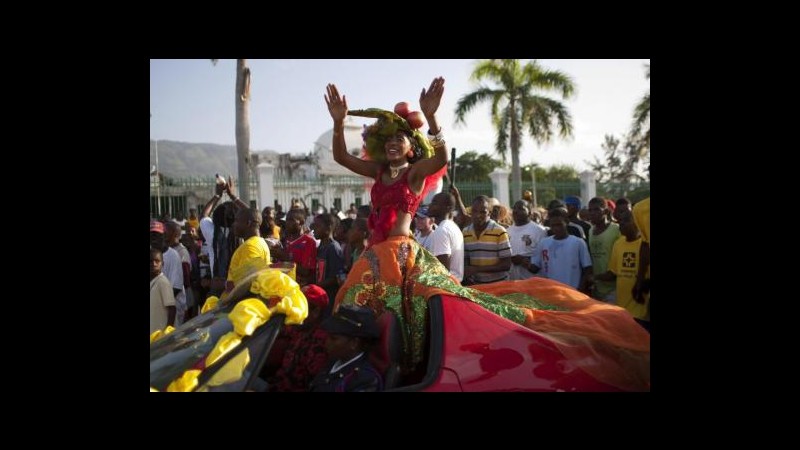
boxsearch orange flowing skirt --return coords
[335,236,649,391]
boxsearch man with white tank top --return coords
[426,192,464,282]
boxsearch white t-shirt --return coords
[162,247,186,323]
[507,221,548,280]
[162,247,184,291]
[429,218,464,282]
[199,216,216,276]
[414,226,436,252]
[530,235,592,290]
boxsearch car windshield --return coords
[150,309,236,391]
[150,269,287,392]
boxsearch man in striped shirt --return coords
[462,195,511,285]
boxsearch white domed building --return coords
[313,119,366,177]
[253,118,373,214]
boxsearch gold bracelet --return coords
[430,137,446,148]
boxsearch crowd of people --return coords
[150,76,650,392]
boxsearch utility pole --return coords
[151,112,162,218]
[525,163,538,208]
[155,139,161,217]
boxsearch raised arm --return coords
[201,182,227,218]
[449,184,470,229]
[409,77,448,192]
[225,176,250,210]
[325,84,381,179]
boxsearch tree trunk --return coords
[235,59,251,205]
[509,108,522,204]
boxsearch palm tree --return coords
[212,59,252,204]
[631,64,650,154]
[455,59,575,201]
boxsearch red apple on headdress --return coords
[406,111,425,129]
[394,102,411,118]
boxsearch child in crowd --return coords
[150,247,176,334]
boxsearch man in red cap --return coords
[150,219,165,234]
[267,284,330,392]
[606,198,617,214]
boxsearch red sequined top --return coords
[371,168,423,215]
[367,168,422,246]
[366,163,447,246]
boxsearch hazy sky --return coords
[150,59,649,171]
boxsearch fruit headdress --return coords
[347,108,434,164]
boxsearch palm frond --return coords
[523,64,576,99]
[454,87,500,125]
[631,92,650,137]
[528,104,554,145]
[518,95,574,145]
[489,91,506,124]
[495,111,510,162]
[470,60,505,82]
[540,97,574,140]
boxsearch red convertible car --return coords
[150,272,635,392]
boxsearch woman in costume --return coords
[324,79,649,391]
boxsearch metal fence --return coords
[150,175,590,218]
[271,176,369,190]
[596,181,650,204]
[150,176,259,218]
[152,176,259,194]
[150,175,370,218]
[271,176,372,213]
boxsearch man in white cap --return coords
[413,205,436,252]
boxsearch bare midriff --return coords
[387,212,413,237]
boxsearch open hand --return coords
[214,180,226,197]
[420,77,445,117]
[225,176,236,198]
[325,84,348,122]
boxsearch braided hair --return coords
[211,201,237,278]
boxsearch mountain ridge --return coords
[148,140,281,178]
